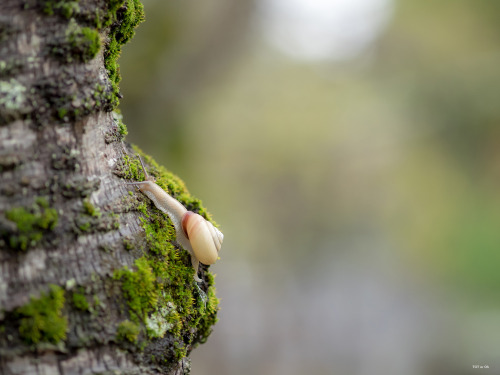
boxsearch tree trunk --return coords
[0,1,219,374]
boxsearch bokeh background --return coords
[119,1,500,374]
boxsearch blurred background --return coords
[119,0,500,374]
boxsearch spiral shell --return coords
[182,211,223,265]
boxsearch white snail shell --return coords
[182,211,223,265]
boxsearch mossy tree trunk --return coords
[0,1,219,374]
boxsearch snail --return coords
[127,156,223,282]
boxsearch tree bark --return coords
[0,1,219,374]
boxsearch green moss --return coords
[72,292,90,311]
[60,1,80,18]
[49,19,100,63]
[83,199,101,218]
[103,0,145,109]
[123,237,134,250]
[41,0,56,15]
[41,0,79,17]
[114,257,158,323]
[104,111,128,143]
[77,220,91,231]
[4,197,58,250]
[76,27,100,61]
[194,272,219,344]
[92,84,113,111]
[112,149,220,359]
[16,285,67,344]
[112,214,120,229]
[58,107,68,119]
[114,250,218,358]
[42,0,80,18]
[118,118,128,136]
[117,320,140,343]
[74,198,120,234]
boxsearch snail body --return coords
[127,156,223,282]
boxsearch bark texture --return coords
[0,1,219,374]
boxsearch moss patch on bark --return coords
[15,285,67,345]
[3,197,58,251]
[113,148,220,361]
